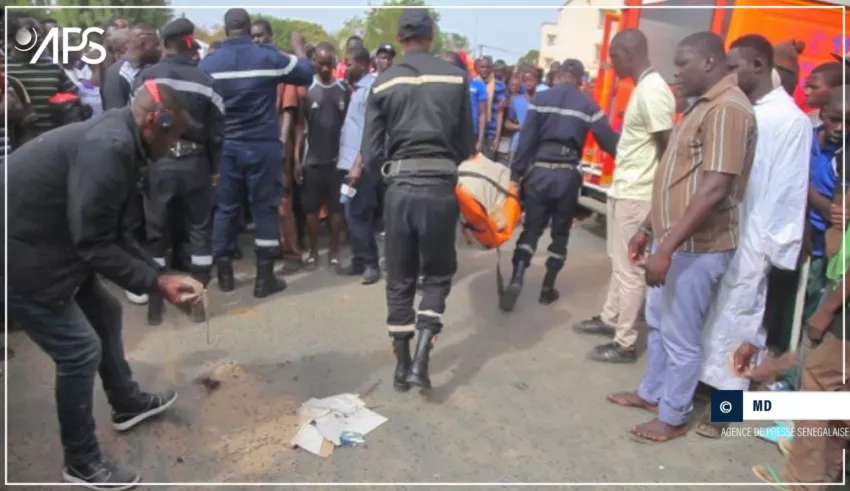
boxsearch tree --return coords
[253,14,334,52]
[49,0,173,30]
[194,25,225,44]
[333,16,366,53]
[441,32,469,52]
[361,0,445,55]
[516,49,539,67]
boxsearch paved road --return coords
[5,222,793,488]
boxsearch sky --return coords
[169,0,568,60]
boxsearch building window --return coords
[594,43,601,61]
[598,11,606,29]
[547,34,557,46]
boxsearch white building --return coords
[538,0,624,78]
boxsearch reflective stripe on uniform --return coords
[133,77,226,114]
[387,324,416,333]
[372,74,465,95]
[528,104,605,123]
[209,55,299,80]
[254,238,279,248]
[547,251,566,261]
[416,309,443,320]
[191,255,213,267]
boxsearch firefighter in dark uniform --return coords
[362,8,475,392]
[133,18,224,326]
[501,59,619,312]
[200,8,314,297]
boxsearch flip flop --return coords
[627,425,688,445]
[695,409,728,439]
[752,464,789,490]
[777,437,793,457]
[606,392,659,413]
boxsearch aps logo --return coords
[14,26,107,65]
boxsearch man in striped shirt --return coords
[6,16,79,138]
[608,32,757,444]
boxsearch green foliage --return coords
[361,0,444,56]
[252,14,334,52]
[6,0,174,30]
[517,49,540,67]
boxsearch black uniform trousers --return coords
[513,164,583,273]
[145,153,214,275]
[383,178,459,338]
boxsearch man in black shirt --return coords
[4,84,198,490]
[362,8,475,392]
[101,23,161,110]
[294,41,350,269]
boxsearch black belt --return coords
[533,161,577,170]
[381,158,457,178]
[537,141,580,161]
[170,140,205,158]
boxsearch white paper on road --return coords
[290,393,388,457]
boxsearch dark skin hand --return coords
[809,184,834,221]
[476,102,487,152]
[645,172,735,286]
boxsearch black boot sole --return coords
[253,283,287,298]
[499,282,522,312]
[393,379,411,392]
[538,289,560,305]
[405,373,431,390]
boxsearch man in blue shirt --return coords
[804,86,846,320]
[476,56,507,160]
[337,46,380,285]
[200,8,313,298]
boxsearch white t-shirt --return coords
[608,70,675,201]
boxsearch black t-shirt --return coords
[304,78,350,166]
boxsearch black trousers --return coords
[8,277,138,466]
[513,167,583,273]
[384,180,459,338]
[145,155,213,273]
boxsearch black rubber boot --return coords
[216,257,235,292]
[539,267,560,305]
[253,259,287,298]
[499,261,527,312]
[190,266,212,324]
[392,336,413,392]
[147,292,164,326]
[406,329,436,390]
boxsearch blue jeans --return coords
[345,173,379,270]
[212,139,283,260]
[638,249,733,426]
[7,276,139,466]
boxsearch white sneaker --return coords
[125,291,149,305]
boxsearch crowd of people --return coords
[1,5,849,491]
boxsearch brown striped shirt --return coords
[650,74,757,253]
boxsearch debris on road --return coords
[290,393,388,457]
[194,375,222,393]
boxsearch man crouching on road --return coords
[4,83,201,490]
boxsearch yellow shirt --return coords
[608,71,675,201]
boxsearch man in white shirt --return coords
[573,29,675,364]
[698,35,810,436]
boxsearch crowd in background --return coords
[1,8,849,490]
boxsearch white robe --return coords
[700,87,811,391]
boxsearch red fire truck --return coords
[578,0,849,215]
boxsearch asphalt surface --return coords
[4,220,809,488]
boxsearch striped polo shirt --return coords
[5,55,79,135]
[650,74,757,254]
